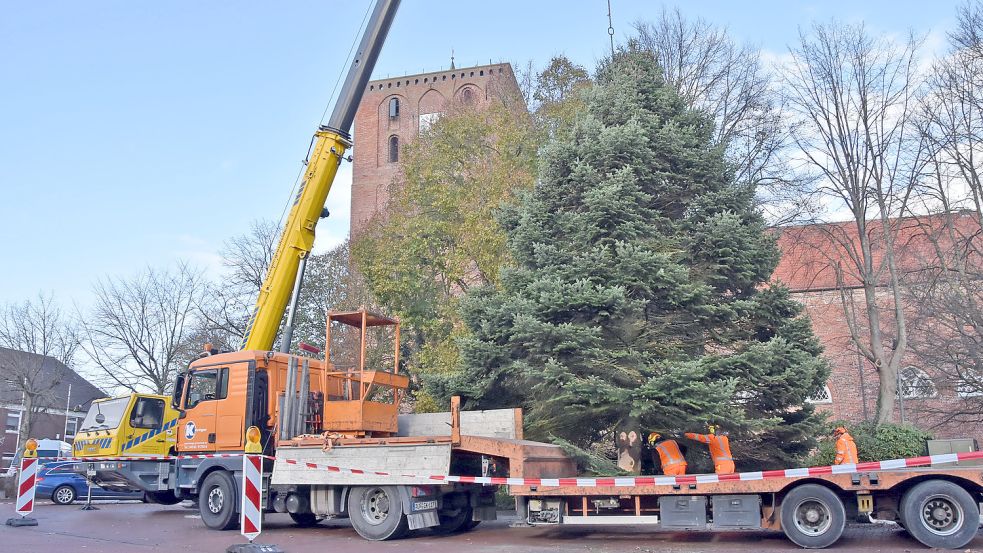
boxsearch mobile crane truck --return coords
[74,0,983,548]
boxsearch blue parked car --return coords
[37,462,145,505]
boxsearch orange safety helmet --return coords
[834,426,847,436]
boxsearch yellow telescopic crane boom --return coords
[241,0,400,352]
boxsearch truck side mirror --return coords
[171,374,185,409]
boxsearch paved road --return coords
[3,500,983,552]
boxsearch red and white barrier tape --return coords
[54,453,244,462]
[54,449,983,488]
[274,449,983,488]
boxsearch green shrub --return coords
[413,391,442,414]
[495,486,514,510]
[806,421,931,466]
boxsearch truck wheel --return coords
[52,485,77,505]
[462,518,481,531]
[900,480,979,549]
[289,512,323,527]
[780,484,846,549]
[146,490,181,505]
[433,506,474,534]
[347,485,408,541]
[199,471,238,531]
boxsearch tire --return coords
[347,485,409,541]
[462,518,481,531]
[199,471,238,531]
[289,512,323,527]
[900,480,979,549]
[52,484,77,505]
[433,506,474,534]
[780,484,846,549]
[145,490,181,505]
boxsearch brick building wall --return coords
[350,62,520,235]
[773,215,983,441]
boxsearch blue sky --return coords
[0,0,961,309]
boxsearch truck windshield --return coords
[79,397,130,431]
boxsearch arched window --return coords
[956,367,983,398]
[806,385,833,404]
[898,366,937,399]
[461,87,474,105]
[389,97,400,119]
[388,135,399,163]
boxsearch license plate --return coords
[412,500,437,511]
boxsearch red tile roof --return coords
[771,212,981,292]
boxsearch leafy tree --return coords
[532,56,591,139]
[450,45,829,469]
[352,96,540,380]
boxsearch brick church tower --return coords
[350,62,520,235]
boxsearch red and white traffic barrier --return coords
[240,454,263,542]
[14,457,38,516]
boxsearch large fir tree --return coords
[445,45,829,469]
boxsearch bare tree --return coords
[197,219,278,348]
[0,294,79,453]
[902,213,982,426]
[634,9,805,224]
[292,240,374,352]
[81,263,205,394]
[0,292,79,365]
[0,349,66,452]
[902,2,983,424]
[782,21,925,424]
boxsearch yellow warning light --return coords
[245,426,262,454]
[24,438,38,458]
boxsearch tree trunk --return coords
[615,420,642,475]
[875,362,899,424]
[16,393,36,461]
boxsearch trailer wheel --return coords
[433,506,474,534]
[347,485,408,541]
[199,471,238,531]
[900,480,979,549]
[780,484,846,549]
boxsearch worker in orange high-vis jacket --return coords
[685,425,735,474]
[833,426,858,465]
[647,432,688,476]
